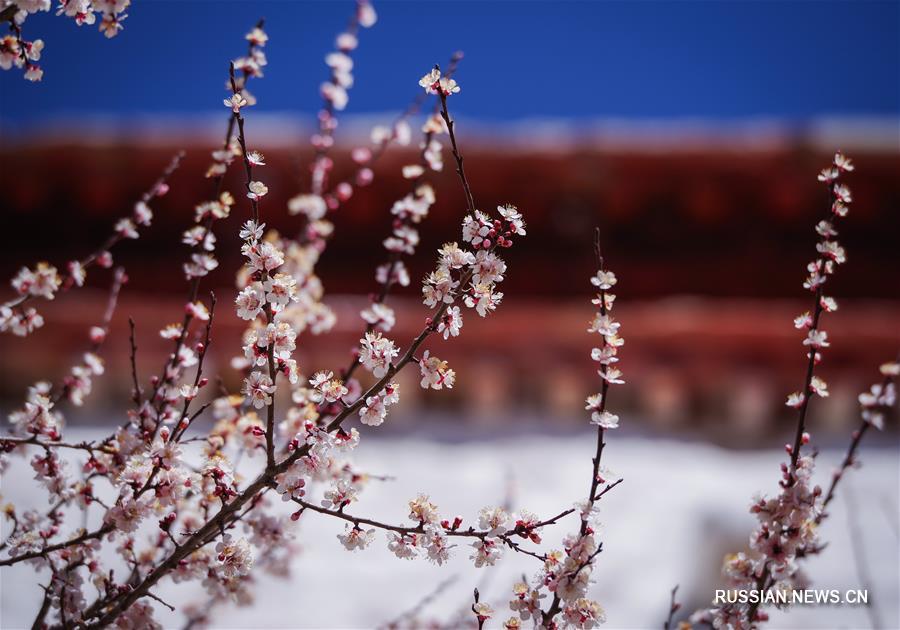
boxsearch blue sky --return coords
[0,0,898,124]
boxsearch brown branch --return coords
[0,5,17,22]
[128,317,142,406]
[437,69,476,215]
[50,266,126,406]
[746,167,855,624]
[287,495,570,563]
[787,178,848,475]
[817,366,897,523]
[664,585,681,630]
[0,525,112,568]
[145,590,176,612]
[145,140,229,428]
[541,233,619,627]
[228,62,278,469]
[171,293,217,443]
[0,435,116,456]
[30,582,52,630]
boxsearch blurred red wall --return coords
[1,140,897,442]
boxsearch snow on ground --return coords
[1,429,897,629]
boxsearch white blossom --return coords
[247,180,269,200]
[243,371,275,409]
[338,525,375,551]
[419,351,455,390]
[358,331,399,378]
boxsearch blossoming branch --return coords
[1,152,182,337]
[1,11,538,626]
[1,0,130,81]
[1,5,896,630]
[688,153,899,630]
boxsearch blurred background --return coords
[0,1,898,628]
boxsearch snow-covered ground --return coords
[1,430,897,629]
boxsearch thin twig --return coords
[3,155,182,312]
[844,486,881,629]
[381,574,459,629]
[664,584,681,630]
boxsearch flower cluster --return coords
[419,350,455,390]
[508,581,546,625]
[236,219,299,402]
[338,524,376,551]
[422,205,524,323]
[7,381,62,439]
[419,66,460,96]
[724,453,821,594]
[469,536,503,568]
[358,382,398,426]
[533,531,606,627]
[58,0,130,36]
[214,535,254,579]
[0,26,42,80]
[223,29,307,450]
[1,0,130,81]
[9,261,59,302]
[309,370,349,404]
[358,330,399,378]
